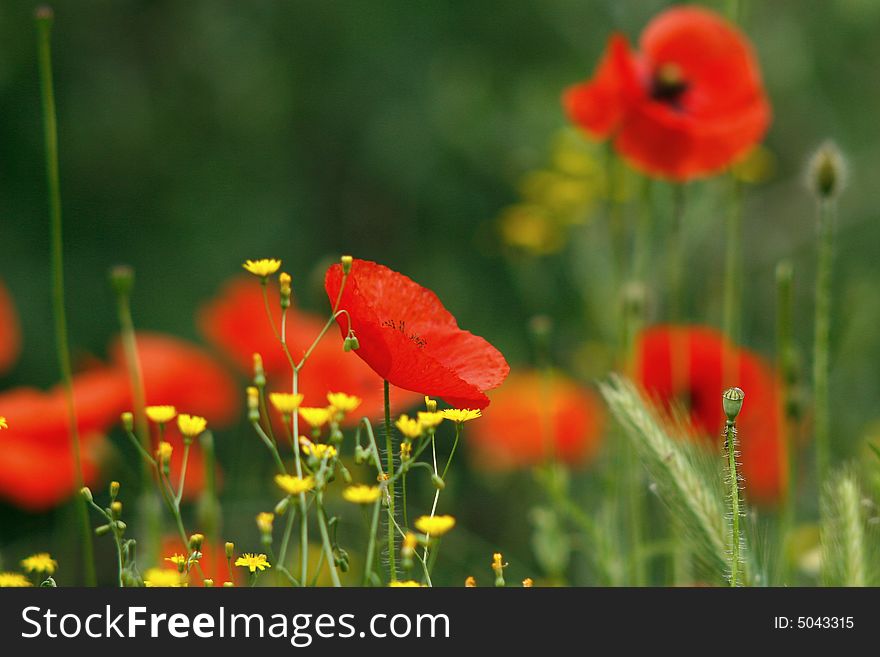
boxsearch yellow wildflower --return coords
[299,406,331,428]
[389,580,425,587]
[0,572,32,587]
[242,259,281,277]
[403,532,418,552]
[275,474,315,496]
[342,484,381,504]
[326,392,362,414]
[164,554,188,567]
[439,408,481,423]
[269,392,304,414]
[417,411,444,429]
[235,553,271,573]
[395,414,422,439]
[522,578,534,587]
[20,553,57,575]
[177,413,207,438]
[0,417,7,430]
[300,438,336,460]
[414,514,456,537]
[144,568,186,588]
[156,441,173,462]
[464,576,476,588]
[400,441,412,460]
[256,512,274,534]
[145,405,176,424]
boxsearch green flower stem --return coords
[813,198,835,484]
[251,420,287,475]
[36,8,95,586]
[174,441,191,506]
[669,184,687,321]
[315,493,342,587]
[85,500,124,587]
[384,380,397,581]
[277,498,297,569]
[363,498,382,586]
[423,423,461,576]
[723,177,743,344]
[776,261,797,575]
[725,420,742,587]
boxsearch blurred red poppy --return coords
[633,325,785,504]
[469,369,605,470]
[0,367,129,511]
[325,259,509,409]
[0,279,21,375]
[109,332,240,427]
[198,276,421,420]
[564,6,770,180]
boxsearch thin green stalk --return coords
[725,420,742,587]
[36,7,95,586]
[813,198,835,485]
[776,261,797,576]
[363,498,382,586]
[174,442,191,506]
[723,177,743,344]
[292,369,309,586]
[669,184,687,321]
[315,494,342,587]
[384,380,397,581]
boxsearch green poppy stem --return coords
[36,7,96,586]
[813,198,835,485]
[384,380,397,581]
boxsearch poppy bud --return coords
[722,387,745,424]
[109,264,135,297]
[807,140,846,200]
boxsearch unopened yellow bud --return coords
[279,272,292,309]
[256,512,274,535]
[120,412,134,432]
[465,576,476,588]
[424,396,437,412]
[110,501,123,517]
[225,542,235,560]
[109,481,120,499]
[252,353,266,387]
[223,581,234,588]
[340,255,353,274]
[522,577,534,587]
[203,579,214,587]
[189,533,205,551]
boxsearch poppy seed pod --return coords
[807,140,846,200]
[722,387,745,423]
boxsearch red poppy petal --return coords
[563,34,638,138]
[109,332,240,426]
[0,279,21,375]
[0,432,104,511]
[325,259,508,409]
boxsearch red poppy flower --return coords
[468,369,605,470]
[324,259,509,409]
[564,6,770,180]
[198,276,421,421]
[109,332,240,427]
[0,367,129,511]
[633,325,785,504]
[0,279,21,375]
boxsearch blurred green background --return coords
[2,0,880,584]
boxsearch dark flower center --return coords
[381,319,427,349]
[650,63,689,108]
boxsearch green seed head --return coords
[722,387,745,423]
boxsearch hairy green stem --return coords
[725,420,742,587]
[384,380,397,581]
[363,498,382,586]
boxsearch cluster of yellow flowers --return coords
[0,552,58,588]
